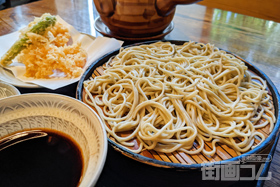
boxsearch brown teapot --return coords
[94,0,202,38]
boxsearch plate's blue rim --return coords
[76,40,280,170]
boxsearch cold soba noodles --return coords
[84,41,275,156]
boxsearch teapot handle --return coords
[156,0,202,17]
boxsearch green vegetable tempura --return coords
[0,13,57,66]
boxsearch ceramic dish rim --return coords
[94,17,174,41]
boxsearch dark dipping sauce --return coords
[0,130,83,187]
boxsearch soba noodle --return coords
[83,41,275,156]
[0,87,13,99]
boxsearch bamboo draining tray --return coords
[76,40,280,168]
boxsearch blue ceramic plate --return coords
[76,40,280,170]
